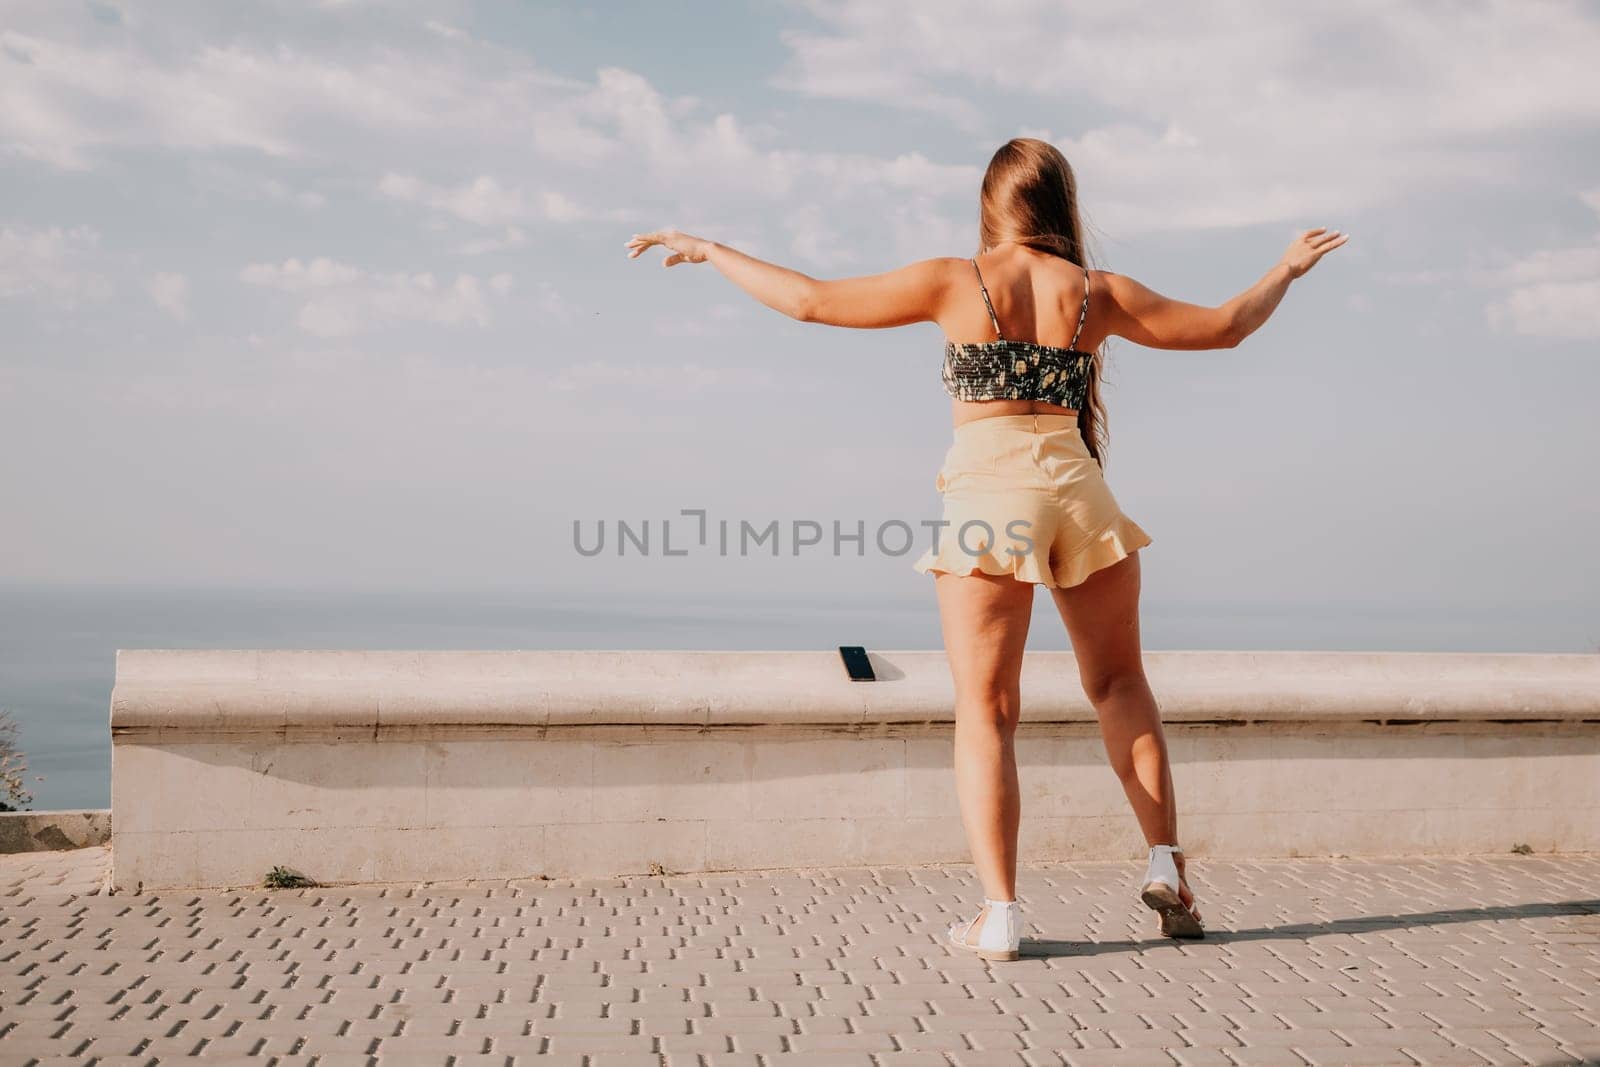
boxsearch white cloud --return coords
[146,272,190,321]
[455,227,528,256]
[772,22,985,128]
[772,0,1600,232]
[240,257,364,292]
[0,224,111,305]
[573,65,979,206]
[240,256,513,337]
[1496,245,1600,288]
[779,1,1600,132]
[380,173,518,225]
[784,204,855,269]
[0,16,981,266]
[301,274,495,337]
[520,279,574,322]
[378,173,623,227]
[1485,189,1600,340]
[1488,279,1600,340]
[0,26,588,170]
[5,1,1595,254]
[423,20,469,42]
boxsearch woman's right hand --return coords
[1279,227,1349,279]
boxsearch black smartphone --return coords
[838,645,876,682]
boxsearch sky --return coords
[3,0,1598,649]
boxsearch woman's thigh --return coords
[1046,550,1146,699]
[935,571,1035,718]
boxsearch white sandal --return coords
[946,898,1022,961]
[1140,844,1205,939]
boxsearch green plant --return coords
[0,711,33,812]
[264,865,318,889]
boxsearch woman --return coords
[625,137,1347,961]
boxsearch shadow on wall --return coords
[117,720,1600,834]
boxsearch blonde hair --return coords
[977,137,1111,467]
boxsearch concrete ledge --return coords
[0,809,111,853]
[109,650,1600,889]
[111,649,1600,731]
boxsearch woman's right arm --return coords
[1099,227,1348,350]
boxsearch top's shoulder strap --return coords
[972,259,1003,340]
[1069,267,1092,350]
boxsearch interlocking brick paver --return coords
[1234,1026,1351,1049]
[1221,1047,1310,1066]
[967,1029,1028,1050]
[2,846,1599,1064]
[1168,1049,1237,1067]
[895,1028,972,1051]
[1063,1049,1179,1066]
[1174,1027,1244,1049]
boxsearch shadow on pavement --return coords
[1019,898,1600,958]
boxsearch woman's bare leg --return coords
[935,569,1035,902]
[1047,550,1198,913]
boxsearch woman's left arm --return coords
[626,229,953,329]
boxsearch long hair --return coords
[977,137,1111,467]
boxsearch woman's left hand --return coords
[625,229,713,266]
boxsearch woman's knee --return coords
[1078,665,1149,707]
[954,685,1023,734]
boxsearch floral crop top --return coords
[942,258,1093,410]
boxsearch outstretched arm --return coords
[1099,227,1349,350]
[625,229,953,328]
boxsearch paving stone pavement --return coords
[2,846,1598,1066]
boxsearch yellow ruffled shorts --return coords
[912,413,1153,588]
